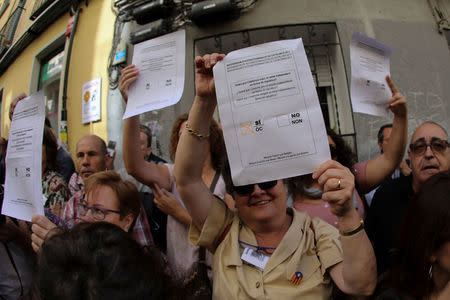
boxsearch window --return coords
[194,23,356,152]
[38,49,64,132]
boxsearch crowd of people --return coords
[0,52,449,300]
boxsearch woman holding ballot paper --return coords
[173,53,377,298]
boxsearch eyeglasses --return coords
[233,180,278,196]
[409,137,449,156]
[77,202,121,221]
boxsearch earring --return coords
[428,264,433,279]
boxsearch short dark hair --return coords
[377,123,393,144]
[33,222,189,300]
[84,171,140,224]
[388,170,450,298]
[139,124,152,148]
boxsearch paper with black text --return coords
[213,38,330,186]
[123,29,185,119]
[2,91,45,221]
[350,33,393,117]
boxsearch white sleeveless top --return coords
[165,164,226,278]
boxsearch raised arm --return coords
[173,53,226,230]
[362,76,408,192]
[120,65,171,190]
[314,160,377,295]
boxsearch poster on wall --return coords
[82,77,101,124]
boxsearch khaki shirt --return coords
[190,198,343,300]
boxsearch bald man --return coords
[31,135,153,248]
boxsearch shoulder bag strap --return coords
[209,170,220,193]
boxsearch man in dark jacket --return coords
[366,121,450,275]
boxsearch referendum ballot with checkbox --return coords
[213,38,330,186]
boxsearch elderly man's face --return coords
[408,123,450,191]
[76,136,107,180]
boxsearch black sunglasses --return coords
[233,180,278,195]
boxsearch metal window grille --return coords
[194,23,357,152]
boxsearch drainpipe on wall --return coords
[60,8,81,149]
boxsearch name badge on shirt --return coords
[241,247,269,270]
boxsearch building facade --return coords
[0,0,114,156]
[0,0,449,166]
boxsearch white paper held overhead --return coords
[2,91,46,221]
[213,38,330,186]
[350,32,393,117]
[123,29,186,119]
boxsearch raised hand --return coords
[153,183,184,217]
[118,65,139,103]
[31,214,59,252]
[313,160,355,217]
[386,75,407,118]
[194,53,225,99]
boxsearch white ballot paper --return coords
[350,33,393,117]
[123,29,185,119]
[213,38,330,186]
[2,91,45,221]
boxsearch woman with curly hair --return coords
[288,76,408,227]
[120,65,233,279]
